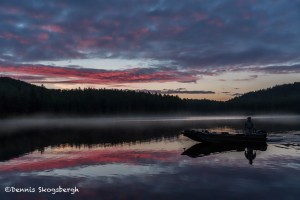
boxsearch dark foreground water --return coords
[0,116,300,200]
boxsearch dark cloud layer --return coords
[252,63,300,74]
[233,75,258,81]
[0,0,300,83]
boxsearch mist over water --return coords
[0,115,300,200]
[0,115,299,133]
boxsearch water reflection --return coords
[182,143,267,165]
[0,117,300,200]
[0,127,180,162]
[245,147,256,165]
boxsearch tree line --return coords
[0,77,299,117]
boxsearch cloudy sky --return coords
[0,0,300,100]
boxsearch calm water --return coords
[0,116,300,200]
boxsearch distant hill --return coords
[227,83,300,113]
[0,77,299,116]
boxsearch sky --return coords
[0,0,300,101]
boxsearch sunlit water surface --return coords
[0,116,300,200]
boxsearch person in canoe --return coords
[244,117,254,134]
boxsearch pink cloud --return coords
[193,12,208,22]
[41,24,64,33]
[99,36,113,41]
[131,28,149,38]
[0,64,198,84]
[37,33,49,41]
[0,32,29,44]
[78,39,98,48]
[170,26,186,34]
[0,6,21,14]
[208,19,224,28]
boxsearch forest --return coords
[0,77,299,117]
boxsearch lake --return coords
[0,116,300,200]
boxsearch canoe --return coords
[182,129,267,144]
